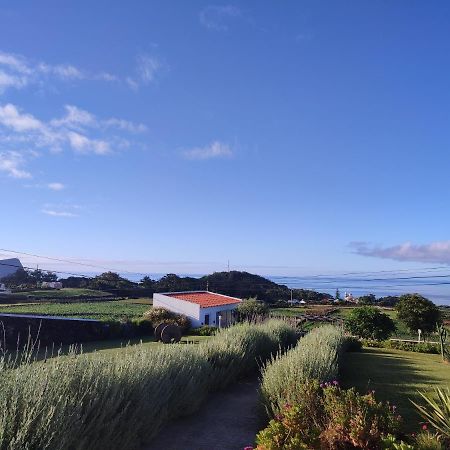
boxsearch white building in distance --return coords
[0,258,23,280]
[153,291,242,328]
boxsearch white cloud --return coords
[103,117,147,133]
[126,54,164,89]
[350,241,450,265]
[199,5,241,31]
[41,209,77,218]
[183,141,233,160]
[137,55,161,83]
[0,151,31,179]
[0,50,166,94]
[0,71,27,92]
[0,103,44,132]
[47,182,65,191]
[51,105,96,128]
[67,131,110,155]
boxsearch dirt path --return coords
[144,378,263,450]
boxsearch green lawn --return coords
[341,347,450,432]
[0,299,152,321]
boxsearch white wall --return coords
[153,293,201,326]
[198,303,238,328]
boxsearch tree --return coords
[378,296,399,307]
[396,294,442,333]
[139,276,155,289]
[357,294,376,305]
[236,298,269,321]
[335,289,341,301]
[345,306,396,340]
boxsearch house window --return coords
[204,314,210,325]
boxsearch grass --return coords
[341,347,450,432]
[0,299,152,321]
[9,288,112,298]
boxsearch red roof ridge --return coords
[161,291,242,308]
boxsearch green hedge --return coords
[363,339,440,354]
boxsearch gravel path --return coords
[143,378,263,450]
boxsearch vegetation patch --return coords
[0,319,296,450]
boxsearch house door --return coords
[204,314,210,325]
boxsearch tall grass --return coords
[0,319,296,450]
[260,324,345,417]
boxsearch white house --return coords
[41,281,63,289]
[153,291,242,328]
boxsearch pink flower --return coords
[422,424,428,431]
[244,447,254,450]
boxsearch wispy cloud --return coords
[0,151,31,178]
[183,141,233,160]
[47,182,65,191]
[126,54,164,90]
[0,50,162,94]
[350,241,450,265]
[199,5,241,31]
[41,209,78,218]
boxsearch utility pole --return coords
[206,280,209,291]
[290,289,293,302]
[227,260,230,272]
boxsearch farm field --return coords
[7,288,112,298]
[341,347,450,432]
[0,299,153,321]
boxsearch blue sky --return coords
[2,1,450,289]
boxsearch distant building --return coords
[287,299,306,306]
[344,292,356,303]
[0,258,23,280]
[153,291,242,328]
[41,281,63,289]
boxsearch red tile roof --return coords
[165,291,242,308]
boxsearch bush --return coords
[143,307,191,332]
[236,298,269,321]
[260,325,344,417]
[343,336,363,352]
[345,306,396,340]
[200,320,298,390]
[0,319,296,450]
[362,339,440,354]
[189,325,217,336]
[256,382,401,450]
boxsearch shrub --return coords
[345,306,396,340]
[362,339,440,354]
[260,325,344,417]
[200,320,297,390]
[256,383,400,450]
[413,387,450,439]
[0,319,296,450]
[414,432,445,450]
[189,325,217,336]
[236,298,269,321]
[143,307,191,332]
[344,336,363,352]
